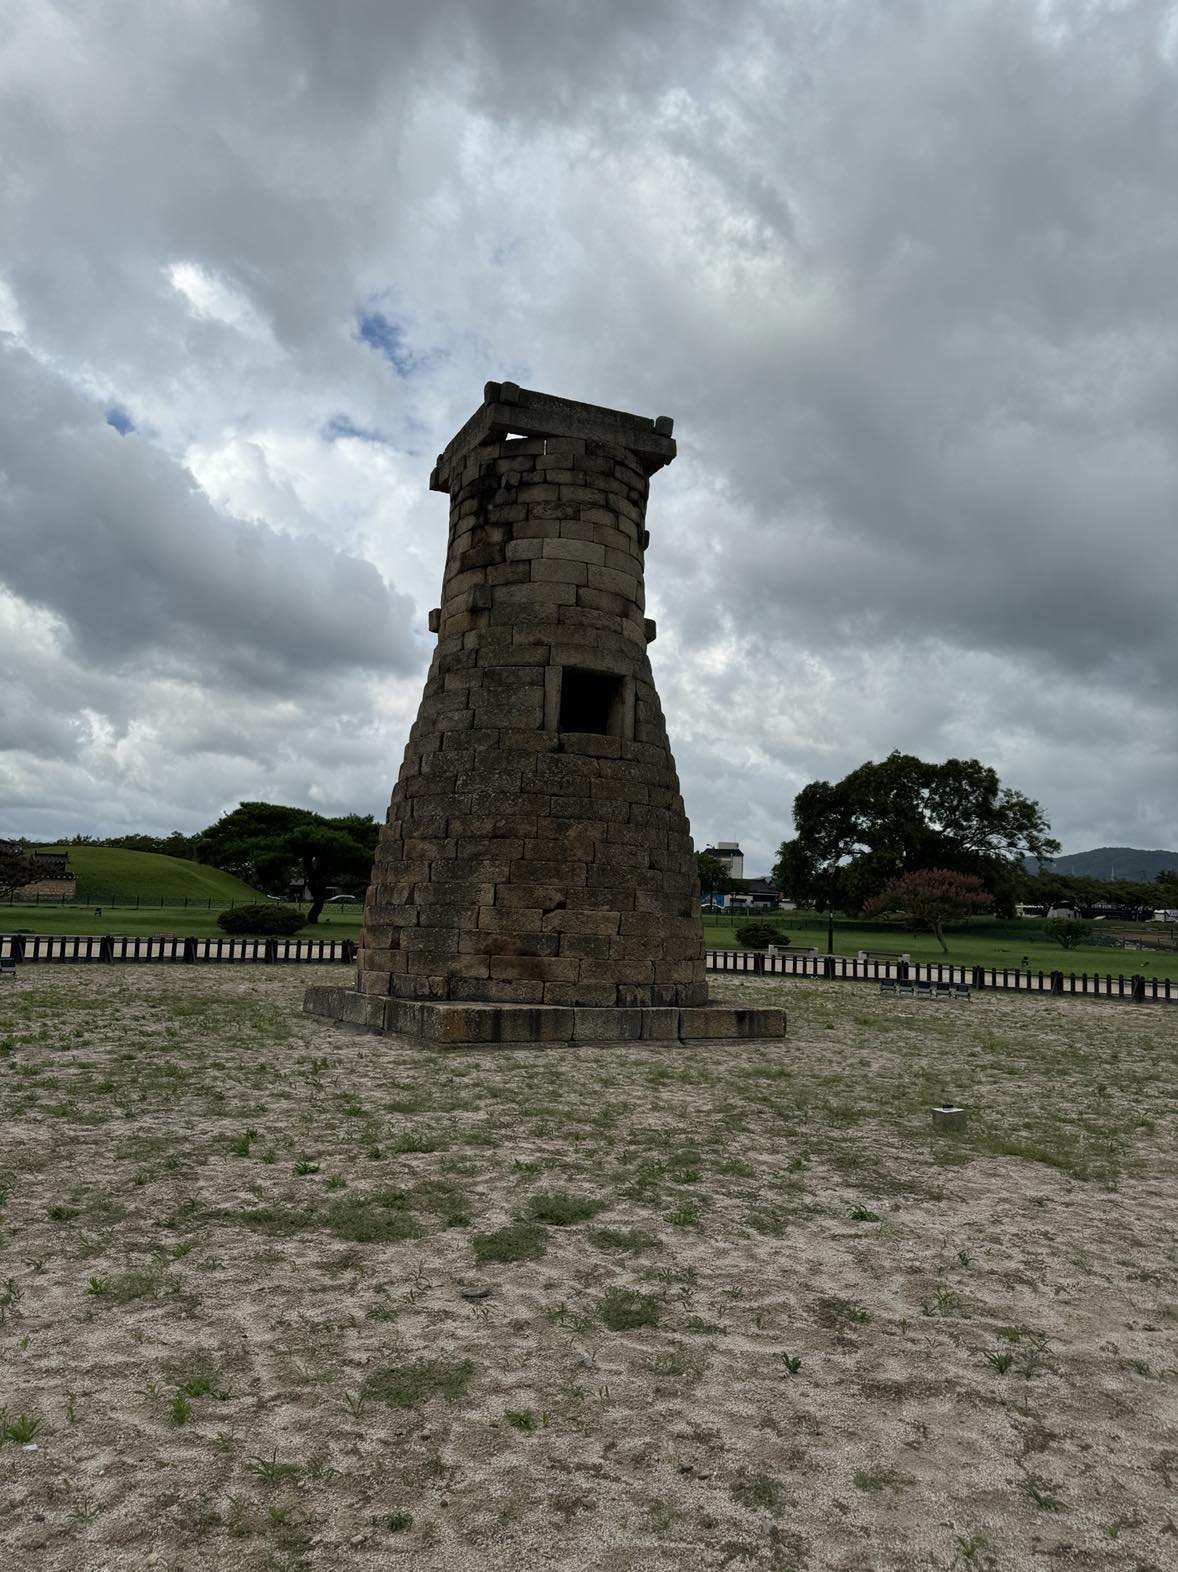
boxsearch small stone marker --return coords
[931,1104,967,1130]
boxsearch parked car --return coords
[327,894,359,903]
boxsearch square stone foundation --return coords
[303,986,785,1048]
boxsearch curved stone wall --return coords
[358,402,708,1009]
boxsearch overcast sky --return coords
[2,0,1176,872]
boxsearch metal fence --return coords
[704,948,1176,1003]
[1,935,353,964]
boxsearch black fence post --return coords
[1049,970,1063,995]
[183,937,197,964]
[1131,974,1145,1003]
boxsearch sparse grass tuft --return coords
[472,1222,548,1265]
[524,1189,603,1226]
[731,1472,787,1515]
[599,1287,661,1331]
[363,1358,473,1409]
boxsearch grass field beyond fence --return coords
[702,913,1178,980]
[2,902,1176,977]
[34,846,262,904]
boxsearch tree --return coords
[0,844,34,899]
[196,803,378,924]
[696,853,734,899]
[102,831,200,859]
[774,751,1058,917]
[1042,917,1094,950]
[862,868,994,953]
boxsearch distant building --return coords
[1,841,75,899]
[728,877,785,912]
[701,842,744,881]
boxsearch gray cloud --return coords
[0,346,421,688]
[1,0,1176,865]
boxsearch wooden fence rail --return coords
[703,949,1175,1003]
[1,936,1173,1004]
[0,935,354,964]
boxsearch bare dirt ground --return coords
[0,967,1175,1572]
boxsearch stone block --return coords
[676,1007,785,1040]
[641,1008,680,1038]
[489,955,580,983]
[542,909,620,936]
[572,981,622,1006]
[542,536,606,565]
[573,1007,644,1041]
[302,986,386,1030]
[478,905,544,932]
[531,557,588,585]
[576,586,632,619]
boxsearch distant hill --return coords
[40,846,262,904]
[1025,846,1178,882]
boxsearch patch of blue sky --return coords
[105,405,135,435]
[356,310,418,377]
[322,413,386,444]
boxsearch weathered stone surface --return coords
[677,1007,787,1040]
[304,990,787,1047]
[303,986,386,1029]
[304,383,783,1043]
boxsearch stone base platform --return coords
[303,986,785,1047]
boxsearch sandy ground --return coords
[0,966,1175,1572]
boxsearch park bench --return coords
[880,978,970,1002]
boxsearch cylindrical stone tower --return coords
[305,383,784,1046]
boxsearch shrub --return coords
[1042,917,1094,950]
[216,904,305,936]
[734,920,790,950]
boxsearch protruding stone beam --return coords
[430,381,677,492]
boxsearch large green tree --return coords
[773,751,1058,917]
[196,803,378,924]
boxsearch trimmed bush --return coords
[216,904,305,937]
[734,920,790,950]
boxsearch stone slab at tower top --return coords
[304,380,785,1046]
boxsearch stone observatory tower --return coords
[305,382,783,1046]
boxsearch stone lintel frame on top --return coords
[430,381,677,493]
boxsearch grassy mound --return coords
[39,846,262,904]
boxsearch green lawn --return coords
[38,846,264,904]
[0,902,363,940]
[4,900,1174,978]
[702,914,1178,980]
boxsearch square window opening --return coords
[558,668,626,737]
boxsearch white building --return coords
[702,841,744,881]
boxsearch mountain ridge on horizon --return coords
[1024,846,1178,881]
